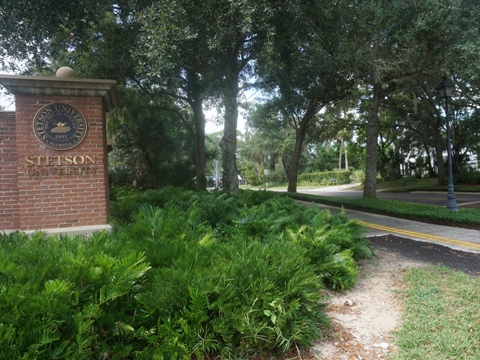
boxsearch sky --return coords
[0,67,15,110]
[0,92,14,110]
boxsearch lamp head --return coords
[436,75,454,98]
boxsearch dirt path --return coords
[279,234,480,360]
[311,248,427,360]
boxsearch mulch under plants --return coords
[368,234,480,276]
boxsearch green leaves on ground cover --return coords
[0,231,150,359]
[391,266,480,359]
[137,238,327,358]
[280,211,370,290]
[0,188,372,359]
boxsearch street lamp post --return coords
[436,75,458,211]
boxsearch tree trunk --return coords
[338,141,342,170]
[269,154,276,171]
[345,140,348,171]
[186,69,207,191]
[363,84,382,198]
[192,99,206,191]
[282,158,290,182]
[393,138,401,179]
[287,101,321,192]
[287,128,306,193]
[433,129,446,185]
[219,68,239,194]
[423,143,436,178]
[451,122,460,175]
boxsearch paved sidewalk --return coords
[298,201,480,253]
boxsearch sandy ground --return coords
[311,248,427,360]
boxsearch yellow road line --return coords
[358,221,480,252]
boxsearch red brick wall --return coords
[14,95,109,231]
[0,111,20,230]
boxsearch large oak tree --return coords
[135,0,280,193]
[254,0,357,192]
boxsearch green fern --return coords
[0,187,373,358]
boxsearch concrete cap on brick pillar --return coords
[0,71,119,112]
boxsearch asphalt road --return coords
[299,185,480,209]
[369,235,480,276]
[294,184,480,271]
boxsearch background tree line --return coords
[1,0,480,196]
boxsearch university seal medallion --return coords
[33,103,87,150]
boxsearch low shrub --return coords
[243,162,263,186]
[0,188,373,359]
[454,171,480,185]
[298,170,352,186]
[0,231,150,360]
[109,186,194,224]
[350,169,365,183]
[265,167,288,186]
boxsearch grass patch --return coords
[391,266,480,359]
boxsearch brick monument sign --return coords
[0,68,119,235]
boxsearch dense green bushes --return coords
[0,188,372,359]
[0,231,150,359]
[298,170,352,186]
[454,171,480,185]
[242,163,287,187]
